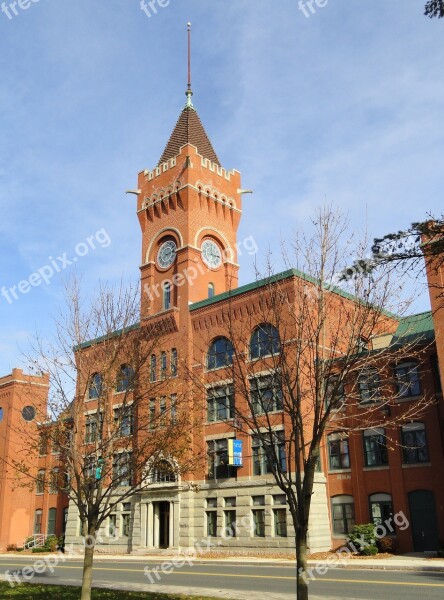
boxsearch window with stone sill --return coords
[395,362,421,398]
[327,433,350,471]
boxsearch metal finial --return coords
[186,22,194,108]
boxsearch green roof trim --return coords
[74,322,140,352]
[189,268,397,319]
[391,311,435,346]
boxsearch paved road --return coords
[0,556,444,599]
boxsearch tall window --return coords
[121,503,131,537]
[207,439,236,480]
[250,324,280,359]
[207,337,234,370]
[114,405,134,437]
[113,452,132,486]
[39,432,49,456]
[159,396,167,426]
[401,422,429,464]
[369,493,393,526]
[171,348,178,377]
[162,282,171,310]
[88,373,103,399]
[50,469,59,494]
[328,433,350,470]
[358,369,381,403]
[150,355,157,382]
[363,428,388,467]
[160,352,167,379]
[47,508,57,535]
[252,431,286,475]
[149,398,156,430]
[325,376,345,411]
[34,510,43,534]
[208,283,215,298]
[252,496,266,537]
[331,496,355,535]
[251,374,283,414]
[116,365,134,393]
[206,498,217,537]
[395,362,421,398]
[430,354,442,394]
[273,495,288,536]
[85,413,103,444]
[170,394,177,424]
[36,470,45,494]
[207,385,234,422]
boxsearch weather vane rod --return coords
[186,22,194,108]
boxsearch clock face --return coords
[157,240,177,269]
[201,240,222,269]
[22,405,36,422]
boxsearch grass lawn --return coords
[0,582,219,599]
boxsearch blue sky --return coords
[0,1,443,375]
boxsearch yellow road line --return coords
[2,564,444,588]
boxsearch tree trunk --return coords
[296,527,309,600]
[80,533,96,600]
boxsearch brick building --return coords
[1,87,443,554]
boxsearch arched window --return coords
[152,459,177,483]
[369,493,393,526]
[150,355,157,382]
[363,428,388,467]
[250,324,280,359]
[34,510,43,534]
[395,361,421,398]
[331,495,355,535]
[208,283,215,299]
[116,364,134,393]
[0,407,3,422]
[162,282,171,310]
[207,337,234,370]
[401,422,429,464]
[88,373,102,399]
[47,508,57,535]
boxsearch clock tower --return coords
[135,30,243,319]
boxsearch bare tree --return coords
[192,208,435,600]
[9,278,199,600]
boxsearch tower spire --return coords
[186,22,194,108]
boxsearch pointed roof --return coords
[158,105,221,167]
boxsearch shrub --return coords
[6,544,17,552]
[348,523,378,555]
[377,536,397,553]
[44,535,58,552]
[362,545,378,556]
[32,547,48,553]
